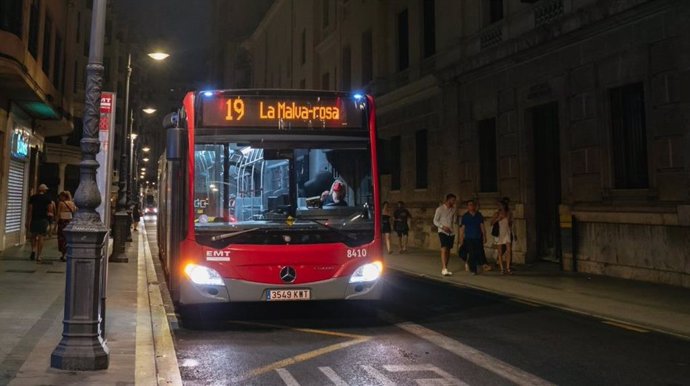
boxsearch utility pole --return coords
[51,0,109,370]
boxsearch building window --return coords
[28,0,40,58]
[321,72,330,90]
[423,0,436,58]
[478,118,498,192]
[76,11,81,43]
[42,15,53,77]
[391,136,401,190]
[73,60,79,93]
[361,29,373,85]
[415,130,428,189]
[610,82,648,189]
[341,45,351,91]
[397,9,409,71]
[487,0,504,24]
[300,29,306,65]
[53,33,63,88]
[0,0,23,37]
[322,0,330,28]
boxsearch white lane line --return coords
[319,366,349,386]
[361,365,396,386]
[276,368,301,386]
[384,364,468,386]
[393,321,554,386]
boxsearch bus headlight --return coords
[184,263,224,286]
[349,261,383,283]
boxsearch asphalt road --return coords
[144,219,690,386]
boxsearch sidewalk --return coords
[385,248,690,339]
[0,227,180,385]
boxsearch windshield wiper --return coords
[211,227,261,241]
[300,218,358,240]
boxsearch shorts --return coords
[30,219,49,235]
[382,222,391,234]
[438,233,455,249]
[395,225,408,237]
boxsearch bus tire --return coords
[179,304,207,330]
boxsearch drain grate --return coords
[4,269,36,273]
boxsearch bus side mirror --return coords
[166,127,185,160]
[162,112,179,129]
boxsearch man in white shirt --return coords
[433,193,457,276]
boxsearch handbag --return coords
[491,222,499,237]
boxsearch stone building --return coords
[214,0,690,287]
[0,0,125,251]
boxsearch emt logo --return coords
[206,250,231,262]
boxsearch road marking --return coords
[319,366,349,386]
[384,314,553,386]
[231,337,370,384]
[511,298,542,307]
[383,364,468,386]
[361,365,396,386]
[227,320,368,340]
[602,320,649,333]
[276,368,301,386]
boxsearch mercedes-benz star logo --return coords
[280,266,296,283]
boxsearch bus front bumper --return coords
[179,275,383,305]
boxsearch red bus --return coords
[158,90,383,317]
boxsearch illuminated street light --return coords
[131,133,138,140]
[141,167,146,171]
[142,108,157,114]
[148,52,170,61]
[143,157,150,162]
[142,146,150,152]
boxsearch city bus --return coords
[158,89,383,319]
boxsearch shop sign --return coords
[10,130,29,160]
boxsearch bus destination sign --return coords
[200,95,364,129]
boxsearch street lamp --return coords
[148,52,170,61]
[143,157,150,162]
[142,146,150,152]
[142,107,156,114]
[51,0,109,370]
[111,50,169,262]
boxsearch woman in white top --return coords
[57,191,77,261]
[491,198,513,274]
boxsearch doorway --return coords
[531,102,561,262]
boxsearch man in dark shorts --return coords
[393,201,411,253]
[458,199,487,275]
[27,184,54,262]
[433,194,457,276]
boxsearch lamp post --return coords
[51,0,109,370]
[110,51,168,261]
[110,54,132,262]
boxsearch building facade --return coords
[217,0,690,287]
[0,0,125,250]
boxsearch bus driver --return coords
[321,180,348,207]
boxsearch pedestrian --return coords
[458,199,487,275]
[381,201,393,254]
[132,203,141,231]
[56,191,77,262]
[393,201,411,253]
[26,184,54,263]
[433,193,457,276]
[490,197,513,274]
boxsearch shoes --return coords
[471,272,477,276]
[29,252,35,260]
[483,264,492,271]
[441,268,453,276]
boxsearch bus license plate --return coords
[267,289,311,301]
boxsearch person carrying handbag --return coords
[57,191,77,262]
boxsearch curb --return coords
[136,226,183,385]
[387,265,690,341]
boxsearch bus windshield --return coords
[193,139,374,246]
